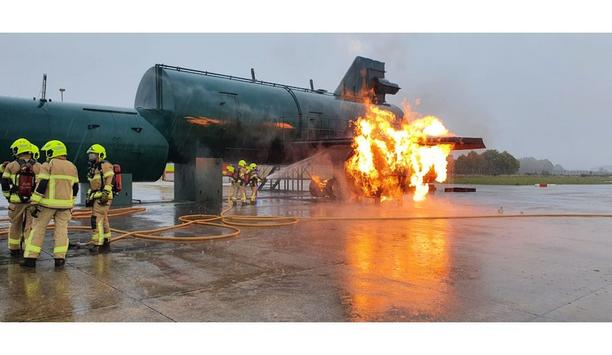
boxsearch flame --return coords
[345,104,452,202]
[311,175,324,187]
[309,174,335,198]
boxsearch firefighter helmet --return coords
[31,144,40,161]
[238,160,247,167]
[87,144,107,160]
[10,138,32,156]
[226,165,235,173]
[248,163,257,170]
[41,140,68,160]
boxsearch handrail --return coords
[157,64,339,97]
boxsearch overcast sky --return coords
[0,33,610,169]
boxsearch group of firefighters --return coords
[1,138,261,268]
[224,159,261,206]
[1,138,118,268]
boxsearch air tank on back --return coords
[134,57,403,164]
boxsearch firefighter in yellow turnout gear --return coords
[237,160,249,206]
[223,164,239,205]
[85,144,115,254]
[247,163,261,205]
[22,140,79,268]
[1,139,42,257]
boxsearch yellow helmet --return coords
[226,165,235,173]
[31,144,40,161]
[10,138,32,156]
[248,163,257,170]
[238,160,247,167]
[87,143,107,160]
[41,140,68,160]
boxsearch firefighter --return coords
[24,143,42,242]
[223,164,238,204]
[22,140,79,268]
[1,138,41,257]
[237,159,249,206]
[85,144,114,254]
[31,144,40,162]
[247,163,261,205]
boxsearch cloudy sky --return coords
[0,33,610,169]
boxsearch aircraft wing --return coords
[291,136,485,150]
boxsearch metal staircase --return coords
[264,151,336,192]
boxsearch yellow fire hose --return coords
[1,205,612,246]
[0,205,297,244]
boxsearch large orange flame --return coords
[345,104,452,202]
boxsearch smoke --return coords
[338,34,493,148]
[409,77,494,145]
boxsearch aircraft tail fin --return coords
[334,56,400,104]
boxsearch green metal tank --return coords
[134,64,403,164]
[0,96,168,181]
[0,56,406,181]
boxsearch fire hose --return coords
[0,205,297,244]
[2,206,612,245]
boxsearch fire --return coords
[345,105,452,202]
[309,175,336,198]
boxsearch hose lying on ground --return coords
[2,205,612,245]
[0,205,299,244]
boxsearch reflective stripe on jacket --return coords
[31,158,79,209]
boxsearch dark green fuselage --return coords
[0,64,403,181]
[134,65,403,164]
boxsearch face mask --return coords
[88,153,99,161]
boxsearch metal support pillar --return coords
[112,173,133,206]
[174,157,222,214]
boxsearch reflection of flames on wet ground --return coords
[344,218,452,320]
[344,104,453,202]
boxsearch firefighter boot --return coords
[89,245,100,255]
[99,239,111,254]
[54,258,66,268]
[10,249,21,258]
[20,257,36,268]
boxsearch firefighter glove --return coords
[30,206,41,218]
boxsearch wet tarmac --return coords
[1,183,612,321]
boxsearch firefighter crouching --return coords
[1,138,41,257]
[22,140,79,268]
[247,163,261,205]
[85,144,114,255]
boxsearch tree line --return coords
[452,150,520,175]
